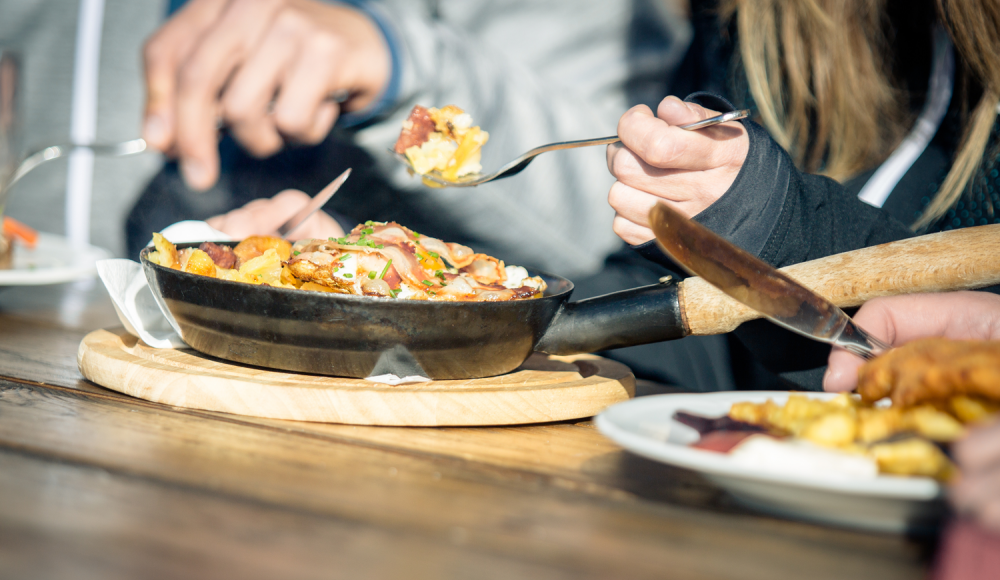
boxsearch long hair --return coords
[721,0,1000,229]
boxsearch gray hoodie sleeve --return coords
[348,0,691,277]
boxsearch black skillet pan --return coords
[140,242,685,379]
[140,225,999,379]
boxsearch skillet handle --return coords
[534,278,687,355]
[680,224,1000,335]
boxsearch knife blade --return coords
[277,167,352,239]
[647,201,891,360]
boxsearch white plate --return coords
[596,392,947,533]
[0,232,111,285]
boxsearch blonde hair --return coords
[722,0,1000,229]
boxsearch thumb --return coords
[823,347,866,392]
[656,95,719,127]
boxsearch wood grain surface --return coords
[680,224,1000,335]
[77,328,635,426]
[0,283,935,579]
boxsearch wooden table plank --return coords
[0,449,580,580]
[0,379,929,579]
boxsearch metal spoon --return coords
[394,109,751,187]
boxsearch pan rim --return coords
[139,242,575,306]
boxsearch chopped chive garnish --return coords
[379,259,392,279]
[368,271,376,279]
[364,220,374,226]
[428,251,439,258]
[413,232,421,238]
[293,250,300,255]
[376,244,384,249]
[414,240,421,246]
[362,228,374,235]
[428,291,437,295]
[435,270,445,279]
[421,280,434,286]
[390,289,401,297]
[344,273,353,278]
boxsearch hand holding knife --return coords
[646,202,1000,360]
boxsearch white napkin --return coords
[97,220,230,348]
[97,220,432,384]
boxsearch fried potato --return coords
[238,249,284,286]
[904,405,966,442]
[150,232,180,269]
[183,248,217,278]
[869,438,955,480]
[950,395,1000,424]
[801,411,857,447]
[233,235,292,263]
[857,407,904,444]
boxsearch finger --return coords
[607,180,662,228]
[823,347,868,392]
[954,420,1000,473]
[174,0,286,190]
[221,23,298,157]
[272,19,345,144]
[976,499,1000,533]
[288,210,345,241]
[612,212,656,246]
[608,139,731,213]
[617,98,745,172]
[206,190,311,238]
[143,0,229,152]
[950,465,1000,518]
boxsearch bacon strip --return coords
[393,105,435,154]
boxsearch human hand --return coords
[606,96,749,246]
[823,291,1000,393]
[143,0,390,191]
[206,189,345,241]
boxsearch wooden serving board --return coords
[77,328,635,426]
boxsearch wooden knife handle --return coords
[679,224,1000,336]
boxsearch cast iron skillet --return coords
[141,243,685,379]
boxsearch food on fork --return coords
[394,105,489,182]
[147,221,546,302]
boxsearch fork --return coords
[3,91,355,191]
[394,109,751,187]
[5,137,148,189]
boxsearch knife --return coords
[277,168,352,238]
[647,202,1000,359]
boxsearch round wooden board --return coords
[77,328,635,426]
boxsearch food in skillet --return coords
[147,221,546,302]
[676,339,1000,481]
[394,104,489,182]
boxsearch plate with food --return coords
[0,217,111,286]
[599,351,1000,535]
[596,391,961,532]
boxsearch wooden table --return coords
[0,281,935,579]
